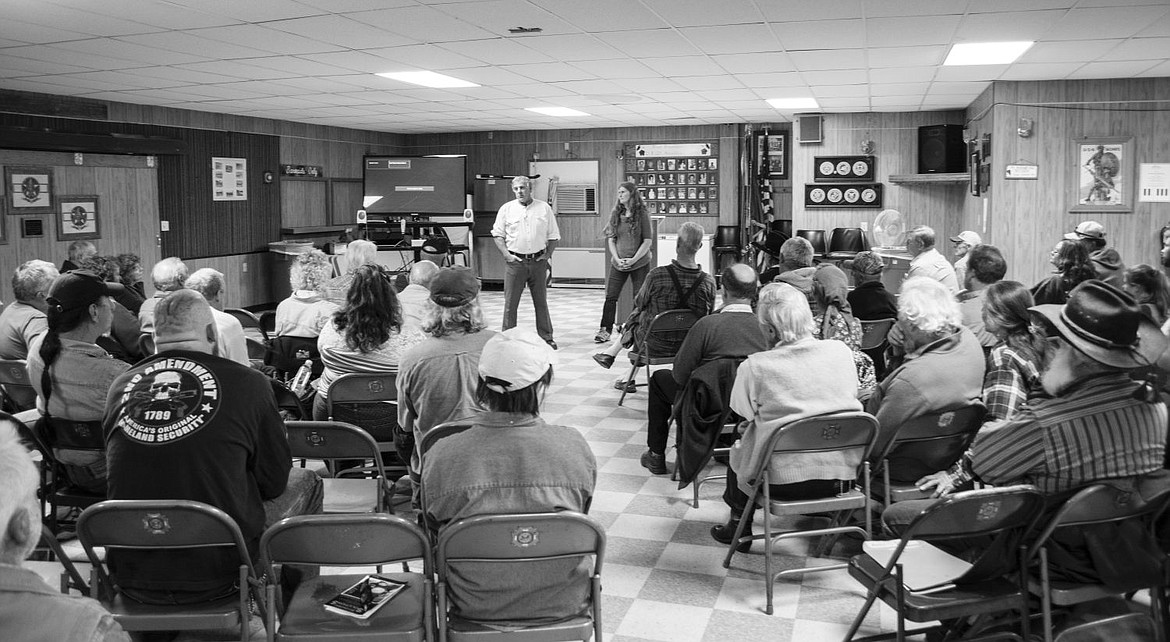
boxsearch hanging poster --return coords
[212,157,248,202]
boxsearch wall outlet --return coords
[242,262,248,273]
[859,222,868,232]
[160,220,170,231]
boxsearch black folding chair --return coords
[619,309,700,406]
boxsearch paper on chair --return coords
[862,540,973,594]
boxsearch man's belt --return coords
[510,249,545,259]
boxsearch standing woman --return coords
[594,182,653,343]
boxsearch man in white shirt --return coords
[949,230,980,287]
[905,225,959,294]
[492,176,561,349]
[183,268,250,366]
[397,260,439,335]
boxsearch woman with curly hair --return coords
[594,182,653,343]
[275,249,337,339]
[1030,239,1096,305]
[311,264,426,439]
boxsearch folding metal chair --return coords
[26,522,91,595]
[271,379,308,421]
[261,513,433,641]
[843,485,1046,642]
[326,373,404,466]
[77,499,265,642]
[859,319,897,352]
[826,227,868,261]
[226,308,270,344]
[435,512,605,642]
[619,309,701,407]
[1053,612,1158,642]
[285,421,392,514]
[796,229,827,258]
[721,411,881,615]
[870,404,986,508]
[30,416,107,533]
[0,358,37,412]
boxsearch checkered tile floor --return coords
[472,286,903,642]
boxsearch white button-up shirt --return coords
[908,247,959,294]
[492,198,561,254]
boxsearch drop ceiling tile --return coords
[173,60,300,80]
[304,92,382,106]
[772,20,865,51]
[49,38,208,65]
[48,0,240,30]
[968,0,1075,12]
[866,16,963,48]
[512,83,576,98]
[1099,37,1170,61]
[868,46,947,68]
[1044,6,1170,40]
[711,52,795,74]
[920,95,976,107]
[813,84,871,98]
[180,83,271,100]
[594,29,702,58]
[694,88,757,101]
[431,0,578,37]
[297,51,402,74]
[1136,11,1170,36]
[515,34,626,62]
[118,32,274,60]
[528,0,668,32]
[815,97,870,109]
[3,45,142,71]
[999,62,1082,80]
[268,76,374,93]
[243,56,355,76]
[10,5,155,37]
[756,0,864,22]
[364,44,486,71]
[441,38,555,65]
[350,6,496,42]
[66,70,195,90]
[570,59,657,79]
[161,0,320,23]
[612,77,686,93]
[869,66,937,83]
[934,65,1008,82]
[955,10,1069,41]
[120,87,233,102]
[551,79,633,96]
[194,25,344,55]
[440,65,533,86]
[928,81,991,95]
[266,14,416,49]
[640,56,726,77]
[299,0,414,11]
[674,75,745,91]
[802,69,869,85]
[788,49,866,71]
[640,0,764,27]
[0,56,93,77]
[869,82,931,96]
[864,0,968,17]
[871,96,923,107]
[1068,60,1160,78]
[1017,39,1124,63]
[1135,59,1170,75]
[499,62,597,82]
[0,18,98,44]
[737,72,805,87]
[677,24,780,55]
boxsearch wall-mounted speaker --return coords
[797,114,823,144]
[917,124,965,173]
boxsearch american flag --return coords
[755,129,774,272]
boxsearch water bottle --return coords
[290,359,313,396]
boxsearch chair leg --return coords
[721,504,754,569]
[1040,547,1053,642]
[617,362,638,406]
[764,499,775,615]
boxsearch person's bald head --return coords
[154,289,217,354]
[409,260,440,288]
[720,263,758,302]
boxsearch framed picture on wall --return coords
[55,195,101,241]
[5,166,54,215]
[757,133,789,179]
[1070,136,1133,213]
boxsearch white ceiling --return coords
[1,0,1168,134]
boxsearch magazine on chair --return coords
[323,575,409,619]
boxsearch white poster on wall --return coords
[212,157,248,201]
[1139,163,1170,203]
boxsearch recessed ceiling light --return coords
[525,107,590,117]
[944,41,1033,66]
[766,97,819,110]
[375,71,479,88]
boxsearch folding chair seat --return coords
[435,512,605,642]
[285,421,392,514]
[77,499,265,641]
[0,358,37,412]
[721,411,881,615]
[843,485,1046,642]
[870,404,986,508]
[261,513,433,641]
[416,420,475,535]
[1024,482,1170,642]
[619,309,700,406]
[226,307,270,344]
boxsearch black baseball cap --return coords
[46,270,124,312]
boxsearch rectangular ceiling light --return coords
[525,106,590,117]
[944,41,1033,66]
[766,97,819,110]
[376,71,479,88]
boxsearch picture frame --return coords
[1070,136,1133,213]
[757,133,789,179]
[969,148,981,197]
[5,166,54,215]
[55,195,101,241]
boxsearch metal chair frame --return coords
[225,308,270,344]
[416,421,476,538]
[870,404,986,508]
[0,358,37,412]
[285,420,392,514]
[618,309,701,407]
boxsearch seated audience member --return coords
[1032,239,1096,305]
[79,256,143,363]
[759,237,815,284]
[105,255,144,316]
[846,251,898,321]
[0,260,56,360]
[980,281,1048,421]
[641,264,769,475]
[422,328,595,624]
[104,290,322,605]
[811,264,876,395]
[593,223,716,392]
[1065,220,1108,254]
[274,249,337,339]
[865,277,984,481]
[397,260,440,335]
[1122,263,1170,326]
[905,225,959,294]
[397,266,496,479]
[957,244,1007,349]
[949,230,981,286]
[0,416,129,641]
[27,271,130,493]
[61,240,96,273]
[1090,247,1126,289]
[322,239,378,306]
[115,253,146,298]
[184,268,249,366]
[312,264,426,440]
[711,283,864,548]
[138,256,188,333]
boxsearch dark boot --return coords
[711,510,753,553]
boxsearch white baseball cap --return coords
[478,328,558,392]
[949,230,981,246]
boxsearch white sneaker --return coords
[594,328,611,343]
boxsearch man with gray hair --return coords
[138,256,187,333]
[61,239,97,273]
[760,237,815,283]
[0,260,56,359]
[0,415,129,640]
[324,239,378,306]
[492,175,561,349]
[104,289,322,606]
[184,267,249,366]
[397,259,440,335]
[905,225,959,294]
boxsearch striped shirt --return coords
[971,372,1167,493]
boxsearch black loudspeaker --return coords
[917,124,965,173]
[797,114,822,144]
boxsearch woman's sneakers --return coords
[593,353,615,369]
[640,449,667,475]
[594,328,611,343]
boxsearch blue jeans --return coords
[503,257,554,342]
[600,264,649,332]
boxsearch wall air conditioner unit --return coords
[554,183,597,214]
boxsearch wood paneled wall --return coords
[791,111,967,246]
[399,124,742,247]
[0,150,160,303]
[182,252,273,311]
[966,78,1170,286]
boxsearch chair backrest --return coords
[284,421,386,477]
[77,499,257,598]
[714,225,740,247]
[437,511,604,570]
[262,513,430,571]
[325,373,399,437]
[878,403,986,476]
[769,219,793,238]
[245,337,267,360]
[258,311,276,336]
[226,308,269,343]
[763,411,880,464]
[828,227,867,254]
[858,318,896,351]
[1026,483,1170,560]
[270,379,307,420]
[0,358,37,411]
[643,309,701,360]
[796,229,827,255]
[264,335,321,378]
[39,416,105,451]
[417,421,477,533]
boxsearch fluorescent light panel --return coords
[376,70,479,88]
[766,97,819,110]
[944,41,1033,66]
[526,106,590,117]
